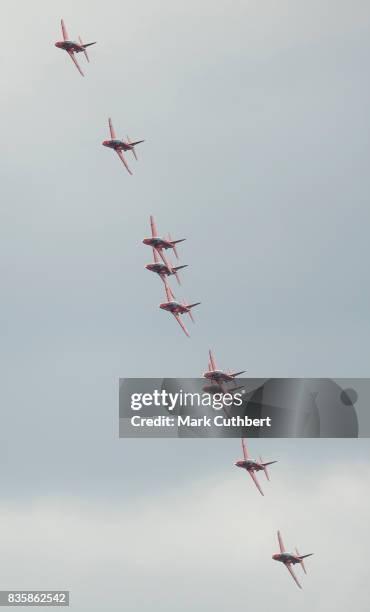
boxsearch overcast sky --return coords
[1,0,370,610]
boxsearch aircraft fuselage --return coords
[102,139,132,151]
[160,301,188,314]
[146,263,171,275]
[204,369,235,382]
[143,237,173,249]
[55,40,84,52]
[272,553,300,564]
[235,459,263,471]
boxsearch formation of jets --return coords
[54,18,314,594]
[55,20,144,176]
[235,439,314,588]
[143,215,200,337]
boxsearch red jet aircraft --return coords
[272,530,314,589]
[102,118,144,175]
[204,350,245,385]
[55,19,96,77]
[146,248,188,286]
[143,216,186,271]
[234,438,277,496]
[159,281,200,338]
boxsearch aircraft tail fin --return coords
[127,137,145,160]
[261,458,277,480]
[79,37,96,61]
[296,549,313,573]
[231,370,246,378]
[172,264,187,286]
[174,264,188,272]
[168,234,179,259]
[181,299,193,323]
[126,136,137,160]
[187,302,201,321]
[260,456,270,481]
[169,235,186,259]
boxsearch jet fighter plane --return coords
[234,438,277,496]
[143,216,185,271]
[146,248,188,286]
[204,350,245,384]
[202,350,245,394]
[159,281,200,338]
[55,19,96,77]
[102,118,144,175]
[272,530,314,589]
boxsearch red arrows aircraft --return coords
[143,216,186,271]
[203,350,245,384]
[234,438,277,496]
[102,118,144,175]
[159,281,200,338]
[55,19,96,77]
[202,350,245,394]
[146,248,188,286]
[272,530,314,589]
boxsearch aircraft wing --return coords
[173,268,181,286]
[115,149,132,175]
[278,530,285,553]
[164,279,175,302]
[61,19,69,41]
[150,215,158,237]
[157,248,173,272]
[153,248,160,263]
[209,349,217,371]
[109,118,117,139]
[173,314,190,338]
[68,51,84,76]
[242,438,249,460]
[248,469,264,496]
[285,563,302,589]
